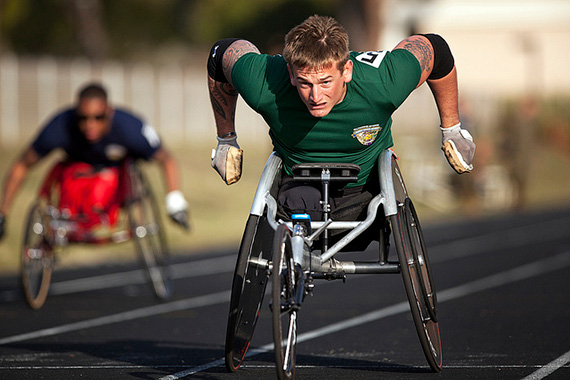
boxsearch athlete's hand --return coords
[0,213,5,240]
[211,133,243,185]
[441,123,475,174]
[165,190,189,230]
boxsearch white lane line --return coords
[0,254,236,300]
[51,254,236,295]
[520,349,570,380]
[159,251,570,379]
[0,290,230,346]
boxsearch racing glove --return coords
[0,213,5,240]
[441,123,475,174]
[211,133,243,185]
[165,190,189,230]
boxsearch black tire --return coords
[272,224,298,380]
[225,213,274,372]
[389,155,442,372]
[21,203,53,310]
[127,164,172,300]
[403,198,438,321]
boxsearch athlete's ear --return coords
[343,60,353,83]
[287,64,297,87]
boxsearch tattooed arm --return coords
[394,35,474,174]
[208,40,260,137]
[393,35,459,128]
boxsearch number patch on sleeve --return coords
[355,51,387,68]
[142,124,161,148]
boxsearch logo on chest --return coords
[351,124,381,146]
[105,144,127,161]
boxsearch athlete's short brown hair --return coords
[283,15,350,71]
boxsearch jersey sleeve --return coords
[129,123,161,160]
[353,49,421,110]
[379,49,422,108]
[113,110,161,160]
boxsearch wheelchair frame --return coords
[225,149,442,378]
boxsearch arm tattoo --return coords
[209,91,226,120]
[209,81,237,121]
[401,38,433,75]
[222,40,260,80]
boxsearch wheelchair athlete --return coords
[208,15,475,218]
[0,82,189,240]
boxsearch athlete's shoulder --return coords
[233,53,288,90]
[44,107,75,127]
[351,49,415,68]
[110,108,160,151]
[351,50,389,69]
[112,108,144,128]
[235,52,286,70]
[32,108,76,156]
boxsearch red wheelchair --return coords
[20,158,172,309]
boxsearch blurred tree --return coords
[185,0,341,53]
[338,0,384,51]
[0,0,77,56]
[0,0,384,59]
[66,0,108,60]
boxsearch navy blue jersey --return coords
[32,108,161,166]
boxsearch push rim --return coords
[225,214,273,372]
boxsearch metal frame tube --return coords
[250,153,282,216]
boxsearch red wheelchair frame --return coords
[21,158,172,309]
[36,160,132,244]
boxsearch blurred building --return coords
[381,0,570,97]
[377,0,570,212]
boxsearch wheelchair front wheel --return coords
[390,156,442,372]
[225,213,274,372]
[272,224,298,380]
[127,165,172,300]
[21,203,53,310]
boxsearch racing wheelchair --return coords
[20,158,172,309]
[225,149,441,379]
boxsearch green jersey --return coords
[231,49,421,187]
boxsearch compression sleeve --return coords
[421,33,455,80]
[207,38,241,83]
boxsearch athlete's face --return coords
[288,60,353,118]
[76,98,113,143]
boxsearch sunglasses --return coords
[77,113,107,121]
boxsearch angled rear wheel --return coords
[21,203,53,310]
[390,155,442,372]
[127,163,172,300]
